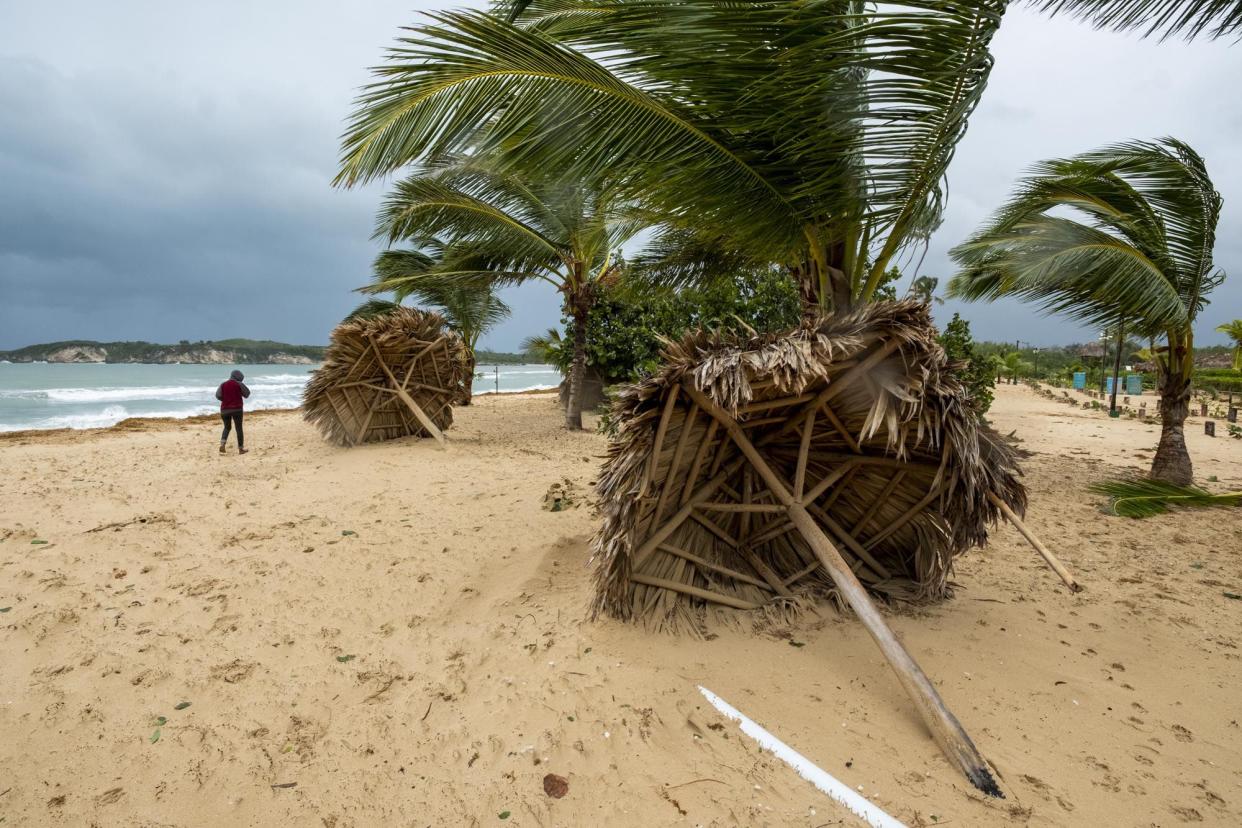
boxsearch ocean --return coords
[0,362,561,432]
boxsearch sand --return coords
[1,386,1240,827]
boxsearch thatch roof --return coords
[303,307,469,446]
[591,300,1027,630]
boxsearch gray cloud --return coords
[1,3,1239,352]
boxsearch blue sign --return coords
[1072,372,1086,390]
[1126,374,1143,395]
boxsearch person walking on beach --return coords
[216,369,250,454]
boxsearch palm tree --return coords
[949,138,1224,484]
[335,2,1008,314]
[999,351,1030,385]
[1218,320,1242,370]
[371,249,511,404]
[361,161,640,429]
[907,275,944,305]
[1033,0,1242,40]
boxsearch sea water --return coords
[0,362,561,432]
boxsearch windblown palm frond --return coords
[949,138,1223,334]
[1091,478,1242,518]
[1217,319,1242,369]
[1032,0,1242,40]
[344,298,404,322]
[338,2,1007,308]
[366,248,511,349]
[521,327,565,364]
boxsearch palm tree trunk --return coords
[564,290,590,431]
[1151,338,1193,485]
[460,351,476,406]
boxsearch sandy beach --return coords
[2,385,1240,827]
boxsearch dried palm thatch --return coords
[303,307,469,447]
[593,301,1028,627]
[590,300,1065,798]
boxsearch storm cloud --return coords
[1,2,1238,351]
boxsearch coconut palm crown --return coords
[335,0,1008,313]
[1217,319,1242,370]
[949,137,1224,484]
[360,160,642,428]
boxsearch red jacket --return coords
[216,379,250,411]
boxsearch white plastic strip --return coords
[698,686,907,828]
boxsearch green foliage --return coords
[344,299,403,322]
[950,138,1223,338]
[1033,0,1242,40]
[474,350,531,365]
[336,1,1008,309]
[937,313,996,414]
[1218,320,1242,370]
[1090,478,1242,518]
[554,268,802,383]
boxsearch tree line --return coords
[335,0,1239,484]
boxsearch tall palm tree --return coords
[335,2,1007,314]
[1217,320,1242,370]
[361,161,640,429]
[371,249,511,405]
[949,138,1224,484]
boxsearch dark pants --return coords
[220,410,244,448]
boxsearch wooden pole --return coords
[629,573,760,610]
[681,381,1002,798]
[986,492,1081,593]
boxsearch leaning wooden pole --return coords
[682,382,1003,798]
[986,492,1081,592]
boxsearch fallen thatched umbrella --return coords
[303,307,469,447]
[592,300,1074,797]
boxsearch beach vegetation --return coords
[357,160,641,429]
[1217,319,1242,370]
[949,138,1225,485]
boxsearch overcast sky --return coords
[1,2,1238,352]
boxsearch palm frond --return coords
[339,2,1008,295]
[1090,477,1242,518]
[343,298,405,322]
[1032,0,1242,41]
[949,138,1222,337]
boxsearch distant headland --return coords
[0,339,531,365]
[0,339,325,365]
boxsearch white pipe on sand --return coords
[697,686,907,828]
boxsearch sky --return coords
[1,2,1239,352]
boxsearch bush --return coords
[937,314,996,415]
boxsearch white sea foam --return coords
[473,383,559,396]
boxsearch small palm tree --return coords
[521,328,564,366]
[1218,320,1242,371]
[999,351,1030,384]
[907,275,944,305]
[360,161,640,429]
[949,138,1224,484]
[371,249,511,405]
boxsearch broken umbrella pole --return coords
[683,382,1004,798]
[987,492,1081,592]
